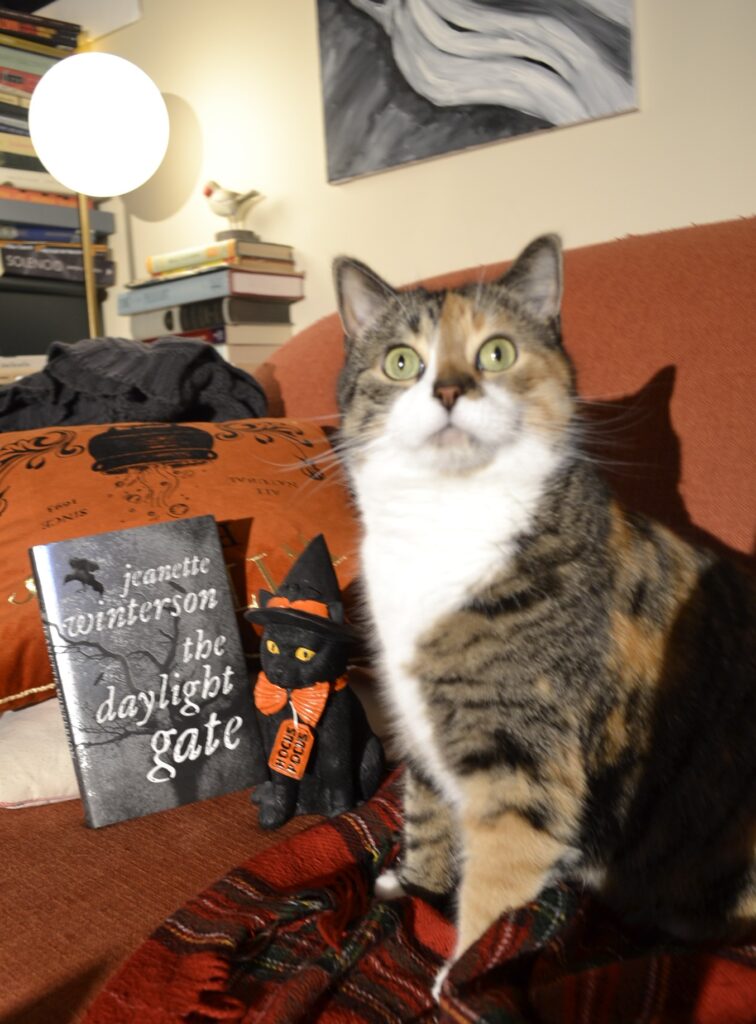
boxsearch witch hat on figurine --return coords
[245,534,356,641]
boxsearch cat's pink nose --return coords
[434,384,462,410]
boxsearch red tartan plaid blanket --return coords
[85,770,756,1023]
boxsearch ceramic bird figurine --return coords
[203,180,264,233]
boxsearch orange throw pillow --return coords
[0,419,359,712]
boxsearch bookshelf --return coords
[0,6,114,354]
[0,276,105,354]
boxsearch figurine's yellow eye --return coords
[266,639,280,655]
[476,337,517,372]
[383,346,423,382]
[295,646,316,662]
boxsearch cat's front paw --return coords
[374,868,406,901]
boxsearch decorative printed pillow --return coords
[0,419,359,712]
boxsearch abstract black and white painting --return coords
[317,0,636,182]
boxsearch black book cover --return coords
[30,515,265,828]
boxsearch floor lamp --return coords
[28,52,169,338]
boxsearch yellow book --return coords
[0,31,76,59]
[0,131,34,156]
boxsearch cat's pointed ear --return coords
[501,234,563,323]
[333,257,396,339]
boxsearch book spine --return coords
[0,274,89,296]
[0,17,79,48]
[0,172,73,195]
[146,240,295,275]
[0,225,80,242]
[0,238,106,250]
[0,197,115,233]
[0,17,59,41]
[0,149,45,172]
[119,270,303,316]
[146,239,237,275]
[0,185,78,205]
[0,31,72,59]
[0,65,40,93]
[128,296,293,338]
[0,130,34,154]
[148,257,298,281]
[149,325,228,344]
[118,273,228,315]
[129,300,231,338]
[0,97,29,119]
[0,117,27,135]
[0,88,30,108]
[0,245,115,286]
[0,44,58,74]
[0,9,81,35]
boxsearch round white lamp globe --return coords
[29,52,169,198]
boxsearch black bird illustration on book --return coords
[64,558,104,595]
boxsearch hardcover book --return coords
[0,242,114,285]
[30,515,266,828]
[146,256,298,281]
[0,196,114,232]
[0,147,45,173]
[118,265,305,316]
[0,65,41,94]
[146,237,294,275]
[0,29,75,58]
[143,323,292,348]
[0,225,81,242]
[0,42,58,75]
[128,296,291,339]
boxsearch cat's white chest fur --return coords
[353,435,559,804]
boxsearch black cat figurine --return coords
[245,534,385,829]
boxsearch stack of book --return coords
[0,6,80,187]
[0,186,115,287]
[119,238,304,368]
[0,8,116,292]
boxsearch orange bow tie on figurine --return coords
[254,671,347,727]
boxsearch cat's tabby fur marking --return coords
[333,237,756,987]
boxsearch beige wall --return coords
[99,0,756,338]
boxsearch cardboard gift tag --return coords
[268,718,315,780]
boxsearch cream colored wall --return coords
[99,0,756,338]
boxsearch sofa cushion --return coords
[0,418,359,712]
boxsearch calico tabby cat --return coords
[333,235,756,993]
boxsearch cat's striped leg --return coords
[376,765,458,902]
[453,764,580,959]
[457,807,566,954]
[429,762,578,1001]
[430,802,567,1002]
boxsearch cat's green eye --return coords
[266,639,280,655]
[477,336,517,373]
[383,346,423,382]
[295,646,316,662]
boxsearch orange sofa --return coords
[1,216,753,1023]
